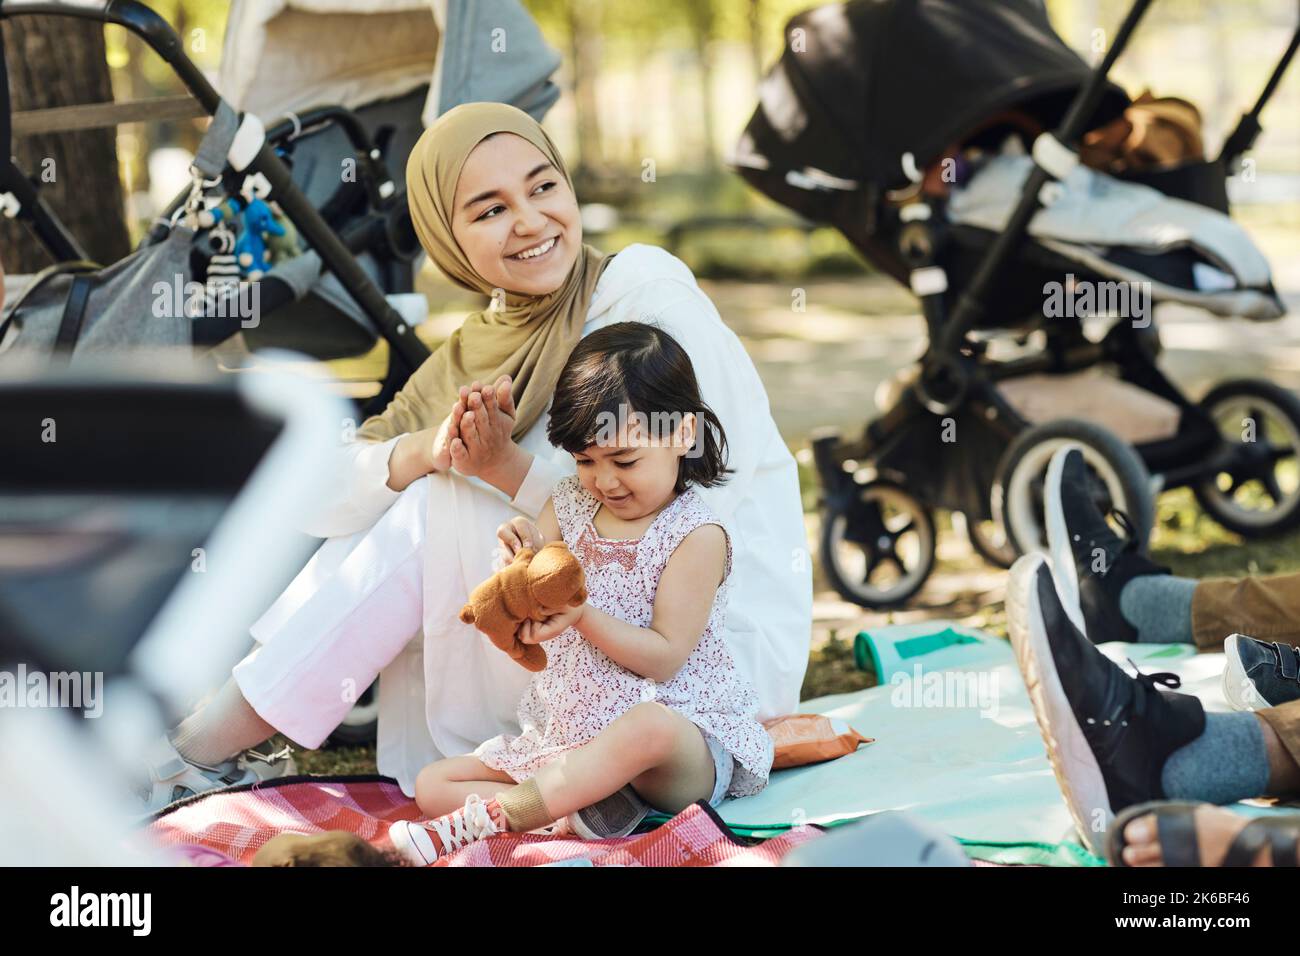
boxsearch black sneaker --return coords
[1044,446,1168,644]
[1007,552,1207,855]
[1223,634,1300,711]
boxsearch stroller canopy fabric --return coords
[218,0,560,126]
[734,0,1129,196]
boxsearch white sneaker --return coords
[388,794,500,866]
[137,737,296,816]
[240,743,297,781]
[137,736,258,816]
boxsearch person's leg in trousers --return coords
[1117,706,1300,866]
[1190,572,1300,651]
[1115,571,1300,650]
[1257,699,1300,795]
[171,477,429,765]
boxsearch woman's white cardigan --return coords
[304,245,811,793]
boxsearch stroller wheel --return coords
[819,481,936,609]
[994,420,1154,558]
[1194,379,1300,537]
[961,514,1017,569]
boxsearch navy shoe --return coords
[1008,553,1207,855]
[1223,634,1300,711]
[1044,446,1168,644]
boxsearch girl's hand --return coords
[519,603,586,644]
[449,376,516,479]
[497,516,544,557]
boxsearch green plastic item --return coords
[854,622,1010,683]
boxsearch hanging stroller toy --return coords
[196,178,287,279]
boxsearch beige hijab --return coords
[357,102,611,443]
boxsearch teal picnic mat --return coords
[687,623,1281,866]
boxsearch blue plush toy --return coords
[234,197,285,278]
[197,194,285,278]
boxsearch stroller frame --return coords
[806,0,1300,607]
[0,0,433,410]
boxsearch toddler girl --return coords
[388,322,773,864]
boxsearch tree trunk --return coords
[688,4,719,169]
[565,0,604,178]
[0,17,130,272]
[748,0,765,84]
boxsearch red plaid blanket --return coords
[143,775,824,867]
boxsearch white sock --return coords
[169,677,276,767]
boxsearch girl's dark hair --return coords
[547,322,731,494]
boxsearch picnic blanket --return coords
[141,622,1290,867]
[142,776,824,867]
[709,624,1289,865]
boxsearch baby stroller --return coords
[0,0,560,416]
[733,0,1300,608]
[0,0,560,746]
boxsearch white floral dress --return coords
[474,476,773,798]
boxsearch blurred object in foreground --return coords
[0,355,348,865]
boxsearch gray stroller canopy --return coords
[218,0,561,125]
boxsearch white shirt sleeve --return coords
[643,283,773,522]
[302,434,567,538]
[299,436,402,539]
[510,453,567,520]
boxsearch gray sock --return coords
[1119,575,1197,643]
[169,677,276,767]
[1160,712,1269,804]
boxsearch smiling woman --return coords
[452,136,580,296]
[150,101,812,810]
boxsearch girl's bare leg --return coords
[528,702,716,821]
[414,756,517,817]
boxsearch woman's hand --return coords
[519,603,586,644]
[429,398,467,474]
[449,375,533,497]
[449,375,514,474]
[497,516,544,557]
[386,397,465,492]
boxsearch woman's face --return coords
[451,133,581,296]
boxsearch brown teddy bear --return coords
[459,541,587,672]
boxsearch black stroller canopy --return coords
[736,0,1130,193]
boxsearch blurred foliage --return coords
[100,0,1299,244]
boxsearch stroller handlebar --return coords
[0,1,221,113]
[936,0,1156,360]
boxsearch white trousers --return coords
[233,474,533,796]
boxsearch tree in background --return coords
[528,0,607,178]
[0,17,129,271]
[747,0,765,85]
